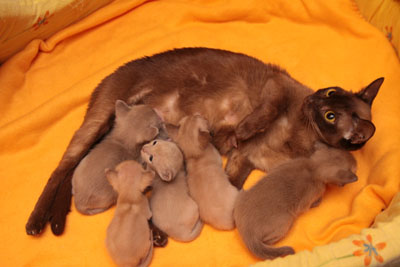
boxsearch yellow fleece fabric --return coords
[0,0,399,266]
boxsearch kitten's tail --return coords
[243,234,295,260]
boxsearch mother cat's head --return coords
[303,77,383,151]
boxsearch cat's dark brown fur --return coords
[26,47,382,235]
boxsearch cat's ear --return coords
[160,170,174,182]
[115,100,131,118]
[105,168,119,191]
[356,77,384,106]
[350,117,376,144]
[140,169,155,192]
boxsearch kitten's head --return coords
[114,100,163,145]
[303,78,383,150]
[176,114,211,158]
[105,160,155,197]
[141,139,184,182]
[311,143,358,186]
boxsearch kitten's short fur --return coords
[234,144,358,260]
[72,101,162,215]
[174,115,239,230]
[105,160,155,267]
[141,139,203,242]
[26,48,382,236]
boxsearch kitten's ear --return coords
[105,168,119,191]
[115,100,131,118]
[160,170,174,182]
[140,169,155,192]
[177,116,189,126]
[229,135,238,149]
[335,170,358,186]
[146,126,160,140]
[165,124,179,141]
[198,130,211,150]
[356,77,384,106]
[350,117,376,144]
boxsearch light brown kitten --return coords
[141,139,203,242]
[233,144,358,260]
[105,160,155,267]
[173,115,239,230]
[72,101,162,215]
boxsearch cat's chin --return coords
[338,138,366,151]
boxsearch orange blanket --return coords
[1,0,399,266]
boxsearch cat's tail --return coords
[241,231,295,260]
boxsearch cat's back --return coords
[108,48,288,93]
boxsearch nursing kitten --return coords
[105,160,154,267]
[174,115,239,230]
[234,144,358,260]
[26,47,382,235]
[141,139,203,242]
[72,101,162,215]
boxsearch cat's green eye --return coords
[324,111,336,123]
[326,88,336,97]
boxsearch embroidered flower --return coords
[352,234,386,266]
[32,11,53,31]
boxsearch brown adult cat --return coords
[105,160,155,267]
[234,144,358,260]
[26,47,383,236]
[72,101,162,215]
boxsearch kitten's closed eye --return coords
[153,141,157,145]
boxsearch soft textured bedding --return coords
[0,0,112,62]
[0,0,399,266]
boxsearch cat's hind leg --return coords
[26,82,126,236]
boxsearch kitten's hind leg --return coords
[225,149,254,189]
